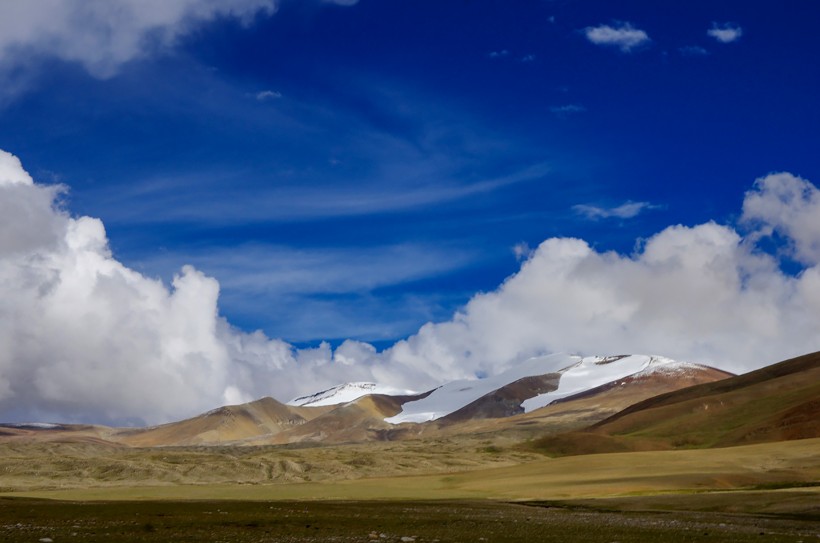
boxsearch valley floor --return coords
[1,496,817,543]
[3,437,819,501]
[1,437,818,542]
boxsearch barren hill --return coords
[0,354,735,447]
[532,350,820,456]
[400,361,731,441]
[114,397,332,447]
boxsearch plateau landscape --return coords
[1,1,819,542]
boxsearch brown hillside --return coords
[420,364,730,440]
[261,391,434,444]
[532,351,820,456]
[437,374,561,424]
[114,397,331,447]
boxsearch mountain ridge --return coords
[0,353,733,447]
[532,350,820,456]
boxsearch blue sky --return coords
[3,0,819,346]
[0,0,820,421]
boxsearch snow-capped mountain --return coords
[0,352,735,447]
[519,354,705,413]
[287,382,417,407]
[288,354,718,424]
[388,354,713,424]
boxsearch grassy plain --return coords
[1,438,818,542]
[4,437,819,502]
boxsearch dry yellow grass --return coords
[4,437,818,503]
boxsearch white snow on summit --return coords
[520,355,701,412]
[385,354,701,424]
[1,422,61,429]
[385,353,582,424]
[287,382,416,407]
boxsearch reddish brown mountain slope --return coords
[533,351,820,456]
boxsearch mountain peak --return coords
[385,354,722,424]
[287,382,416,407]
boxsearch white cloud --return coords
[0,149,327,424]
[97,161,552,223]
[488,50,510,59]
[0,1,278,79]
[256,90,282,101]
[679,45,709,57]
[584,22,650,52]
[707,22,743,43]
[3,150,819,424]
[550,104,586,118]
[573,200,656,220]
[741,172,820,265]
[0,1,357,104]
[0,152,34,186]
[139,242,477,342]
[384,175,820,378]
[512,242,533,262]
[0,149,468,425]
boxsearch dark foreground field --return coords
[2,496,818,543]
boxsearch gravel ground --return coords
[1,498,818,543]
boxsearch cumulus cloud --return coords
[573,200,657,220]
[2,150,820,424]
[707,22,743,43]
[741,172,820,265]
[0,1,357,103]
[0,1,277,79]
[385,177,820,377]
[0,149,379,425]
[584,22,650,52]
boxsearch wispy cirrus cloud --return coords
[85,76,552,225]
[573,200,658,220]
[678,45,709,57]
[137,242,478,342]
[95,161,551,224]
[707,22,743,43]
[255,90,282,101]
[550,104,586,118]
[584,22,650,52]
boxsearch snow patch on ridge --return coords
[1,422,61,429]
[385,353,582,424]
[287,382,416,407]
[520,355,698,412]
[385,354,703,424]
